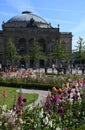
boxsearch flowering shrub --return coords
[0,78,85,129]
[0,106,24,130]
[0,69,84,87]
[22,78,85,130]
[0,89,26,130]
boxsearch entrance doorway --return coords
[20,59,25,68]
[40,60,44,68]
[30,60,34,68]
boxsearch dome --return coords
[2,11,51,30]
[8,11,47,24]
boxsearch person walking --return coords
[52,64,55,74]
[82,65,85,74]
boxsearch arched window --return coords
[18,38,27,55]
[38,39,46,52]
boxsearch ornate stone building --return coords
[0,11,72,68]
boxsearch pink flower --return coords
[82,83,85,88]
[18,110,23,116]
[82,78,85,88]
[19,118,24,124]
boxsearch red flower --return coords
[3,90,7,97]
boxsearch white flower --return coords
[2,105,7,111]
[0,121,2,126]
[8,109,13,113]
[56,127,61,130]
[19,118,24,124]
[48,120,52,127]
[43,116,49,125]
[39,108,44,118]
[4,122,8,126]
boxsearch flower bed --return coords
[0,78,85,129]
[22,78,85,130]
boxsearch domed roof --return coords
[2,11,51,30]
[8,11,47,24]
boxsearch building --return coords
[0,11,72,68]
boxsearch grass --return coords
[0,86,39,109]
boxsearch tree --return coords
[75,37,85,64]
[52,40,67,66]
[6,38,19,65]
[28,38,43,68]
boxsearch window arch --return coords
[18,38,27,55]
[38,38,46,52]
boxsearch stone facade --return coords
[0,11,72,68]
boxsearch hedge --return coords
[0,81,54,90]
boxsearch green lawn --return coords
[0,86,39,109]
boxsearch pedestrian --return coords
[82,66,84,74]
[52,64,55,74]
[63,67,66,74]
[45,67,47,74]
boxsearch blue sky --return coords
[0,0,85,50]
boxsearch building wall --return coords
[0,26,72,68]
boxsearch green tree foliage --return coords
[75,37,85,64]
[52,40,67,60]
[6,38,20,64]
[29,38,42,60]
[28,38,44,68]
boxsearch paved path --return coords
[17,89,49,107]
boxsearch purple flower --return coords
[80,93,83,98]
[75,90,78,94]
[57,107,64,118]
[72,94,79,100]
[82,83,85,88]
[53,95,59,105]
[45,102,50,110]
[23,98,27,102]
[68,89,72,94]
[72,85,76,88]
[18,96,24,105]
[68,95,70,99]
[62,89,67,94]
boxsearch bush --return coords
[0,80,54,90]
